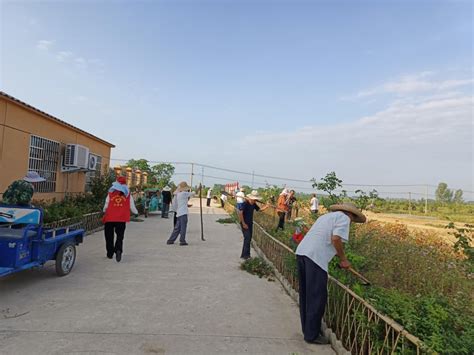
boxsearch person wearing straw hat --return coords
[161,186,172,218]
[238,190,269,259]
[295,202,366,345]
[2,171,46,206]
[167,181,194,246]
[102,176,138,262]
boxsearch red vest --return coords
[103,191,131,223]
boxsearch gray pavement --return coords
[0,199,334,355]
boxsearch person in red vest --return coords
[103,176,138,262]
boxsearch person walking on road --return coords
[310,193,319,215]
[167,181,194,246]
[295,202,366,344]
[206,187,212,207]
[238,190,268,259]
[161,186,172,218]
[103,176,138,262]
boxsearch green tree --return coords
[151,163,175,188]
[126,158,151,173]
[435,182,453,203]
[453,189,464,204]
[90,169,115,203]
[311,171,343,209]
[354,189,379,210]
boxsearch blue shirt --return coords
[239,201,260,225]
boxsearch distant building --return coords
[0,91,115,201]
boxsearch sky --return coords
[1,0,473,198]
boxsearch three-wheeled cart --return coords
[0,205,85,278]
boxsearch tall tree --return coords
[435,182,453,203]
[311,171,343,208]
[151,163,175,188]
[453,189,464,203]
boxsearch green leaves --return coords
[240,257,274,280]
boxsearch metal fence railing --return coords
[43,211,103,235]
[224,202,426,354]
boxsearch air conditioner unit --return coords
[88,154,98,171]
[64,144,90,169]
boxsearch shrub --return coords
[240,257,274,280]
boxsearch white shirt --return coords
[296,211,350,272]
[221,194,227,202]
[206,189,212,198]
[236,191,245,204]
[310,197,319,211]
[173,191,195,217]
[103,194,139,215]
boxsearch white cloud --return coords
[56,51,73,62]
[344,71,473,100]
[239,79,473,191]
[36,40,53,51]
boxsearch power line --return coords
[111,158,472,192]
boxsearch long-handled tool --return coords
[347,267,371,286]
[199,183,205,241]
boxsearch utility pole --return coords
[201,166,204,186]
[190,163,194,190]
[424,185,428,215]
[251,170,255,189]
[408,192,412,215]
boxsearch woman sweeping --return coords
[103,176,138,262]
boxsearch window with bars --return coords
[85,154,102,192]
[28,135,60,193]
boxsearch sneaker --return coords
[166,240,174,245]
[115,251,122,262]
[305,335,330,345]
[179,242,189,246]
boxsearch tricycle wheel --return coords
[55,242,76,276]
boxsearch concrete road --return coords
[0,199,334,355]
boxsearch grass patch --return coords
[240,257,275,281]
[216,217,236,224]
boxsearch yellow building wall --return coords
[0,97,113,201]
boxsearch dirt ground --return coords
[364,211,459,244]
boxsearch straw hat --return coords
[23,171,46,183]
[176,181,191,193]
[246,190,262,201]
[162,186,171,192]
[280,188,289,196]
[329,202,366,223]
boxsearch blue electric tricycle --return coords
[0,205,85,278]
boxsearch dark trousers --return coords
[297,255,328,342]
[277,211,286,230]
[104,222,126,256]
[168,215,188,243]
[240,223,253,258]
[206,198,211,207]
[173,212,177,226]
[220,198,225,208]
[161,203,170,218]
